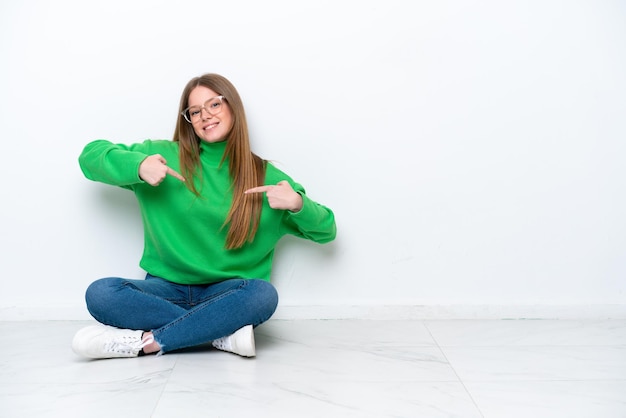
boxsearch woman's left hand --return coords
[245,180,303,212]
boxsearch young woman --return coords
[72,73,336,359]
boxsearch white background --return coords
[1,0,625,319]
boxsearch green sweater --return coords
[78,139,336,284]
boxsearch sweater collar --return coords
[199,139,228,167]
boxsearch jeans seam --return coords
[127,278,188,306]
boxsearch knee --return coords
[85,277,124,316]
[247,279,279,316]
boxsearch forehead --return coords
[188,86,219,106]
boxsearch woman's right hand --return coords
[138,154,186,186]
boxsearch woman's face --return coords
[187,86,234,143]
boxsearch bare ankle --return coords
[141,332,161,354]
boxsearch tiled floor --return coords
[1,319,625,417]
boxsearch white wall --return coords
[1,0,625,320]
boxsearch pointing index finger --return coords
[166,167,186,182]
[245,185,273,194]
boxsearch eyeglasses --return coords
[181,95,225,123]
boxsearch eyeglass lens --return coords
[184,96,223,122]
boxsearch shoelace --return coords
[104,335,155,355]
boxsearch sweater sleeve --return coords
[78,139,150,186]
[280,184,337,244]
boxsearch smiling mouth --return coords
[204,123,218,131]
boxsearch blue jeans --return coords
[84,274,279,353]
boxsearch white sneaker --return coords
[211,325,256,357]
[72,324,153,359]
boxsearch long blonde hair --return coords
[173,73,266,249]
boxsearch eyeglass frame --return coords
[181,95,226,123]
